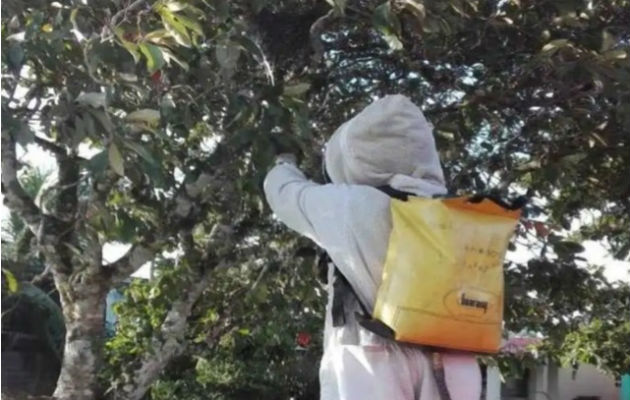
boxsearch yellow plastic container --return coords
[372,196,522,353]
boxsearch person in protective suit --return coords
[264,95,481,399]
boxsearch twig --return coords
[110,0,149,29]
[31,264,52,285]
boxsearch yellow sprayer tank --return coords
[372,196,522,353]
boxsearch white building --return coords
[484,362,620,400]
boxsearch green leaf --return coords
[123,140,160,167]
[84,108,114,135]
[174,14,203,36]
[603,50,627,60]
[237,328,251,336]
[114,28,142,63]
[126,109,161,126]
[283,83,311,97]
[108,143,125,176]
[400,0,426,20]
[122,140,165,187]
[144,29,170,41]
[85,149,108,178]
[541,39,570,53]
[82,111,97,139]
[7,43,25,73]
[139,43,165,73]
[2,268,19,293]
[164,1,188,12]
[326,0,346,16]
[372,2,403,50]
[601,30,615,52]
[161,48,189,71]
[555,241,585,254]
[160,11,192,47]
[72,114,87,146]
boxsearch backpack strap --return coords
[376,185,413,201]
[318,252,369,327]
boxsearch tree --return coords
[2,167,65,396]
[1,0,629,399]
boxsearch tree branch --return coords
[114,223,237,400]
[34,135,67,157]
[110,0,149,29]
[117,265,217,400]
[31,264,52,285]
[1,132,42,232]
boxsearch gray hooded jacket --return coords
[264,95,480,400]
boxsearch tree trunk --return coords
[52,272,108,400]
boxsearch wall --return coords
[554,364,618,400]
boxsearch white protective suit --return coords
[264,95,481,400]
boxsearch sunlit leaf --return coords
[174,14,203,36]
[283,83,311,97]
[126,109,161,126]
[2,268,19,293]
[400,0,426,20]
[159,9,191,47]
[541,39,570,52]
[372,2,403,50]
[161,47,189,71]
[326,0,346,16]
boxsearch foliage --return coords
[1,167,64,362]
[105,233,323,399]
[1,0,629,398]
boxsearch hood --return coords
[324,94,447,197]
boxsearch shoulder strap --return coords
[376,185,413,201]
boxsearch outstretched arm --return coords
[263,160,346,250]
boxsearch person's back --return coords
[264,95,481,399]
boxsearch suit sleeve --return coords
[263,163,347,251]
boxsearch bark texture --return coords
[52,273,108,400]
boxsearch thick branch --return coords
[1,132,42,231]
[34,135,67,157]
[116,265,217,400]
[115,223,236,400]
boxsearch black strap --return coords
[318,252,360,327]
[467,194,527,211]
[432,352,453,400]
[376,185,413,201]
